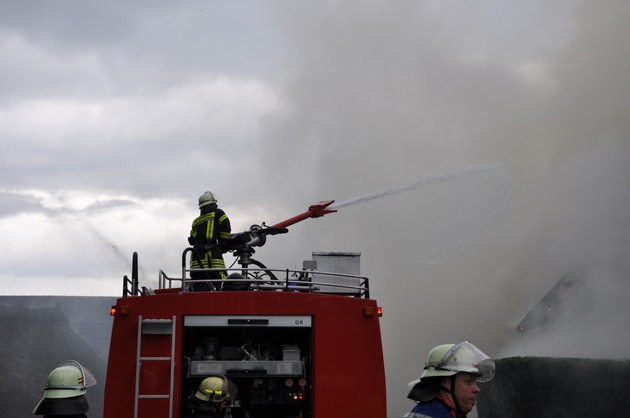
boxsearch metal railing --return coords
[122,249,371,299]
[158,267,370,299]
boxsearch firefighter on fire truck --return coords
[188,191,232,291]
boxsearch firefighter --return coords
[33,360,96,418]
[403,341,495,418]
[186,375,238,418]
[188,191,232,291]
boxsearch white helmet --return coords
[408,341,494,402]
[421,341,494,382]
[198,191,217,208]
[33,360,96,416]
[41,360,97,399]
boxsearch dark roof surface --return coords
[0,296,116,418]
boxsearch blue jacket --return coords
[403,399,454,418]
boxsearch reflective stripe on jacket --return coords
[189,206,231,271]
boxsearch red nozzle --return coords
[308,200,336,218]
[271,200,337,229]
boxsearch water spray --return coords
[329,164,507,210]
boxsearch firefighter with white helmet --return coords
[188,191,232,291]
[33,360,96,417]
[403,341,495,418]
[186,375,238,418]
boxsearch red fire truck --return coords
[104,201,386,418]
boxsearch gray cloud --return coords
[2,1,630,416]
[256,2,630,415]
[0,191,42,217]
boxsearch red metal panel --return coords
[313,299,387,417]
[104,313,140,417]
[105,291,386,417]
[138,398,171,418]
[138,361,171,397]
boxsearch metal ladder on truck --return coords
[134,315,176,418]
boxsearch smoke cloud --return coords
[252,2,630,416]
[2,1,630,417]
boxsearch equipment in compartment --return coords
[183,315,311,417]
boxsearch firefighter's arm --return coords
[188,227,196,245]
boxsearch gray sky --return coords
[2,1,630,416]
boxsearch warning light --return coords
[110,305,130,316]
[290,393,304,401]
[363,306,383,318]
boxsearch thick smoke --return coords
[2,1,630,417]
[256,1,630,416]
